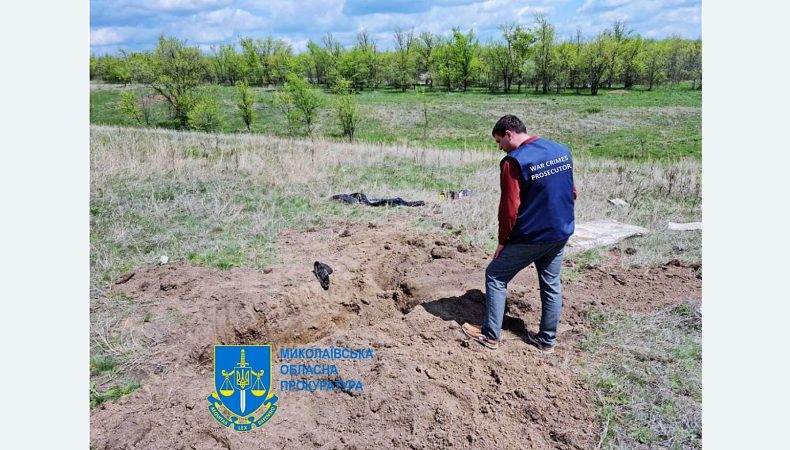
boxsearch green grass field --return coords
[90,82,701,159]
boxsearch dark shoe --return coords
[525,331,555,354]
[313,261,333,290]
[461,323,501,350]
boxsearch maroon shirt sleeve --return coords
[498,158,521,245]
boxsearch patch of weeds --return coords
[90,380,141,409]
[671,342,701,362]
[182,145,206,158]
[188,246,244,269]
[142,312,153,323]
[576,302,701,449]
[563,248,603,283]
[671,302,693,316]
[561,266,582,283]
[630,426,656,445]
[412,217,442,232]
[107,291,131,302]
[581,106,603,114]
[569,248,603,269]
[592,369,631,406]
[584,307,608,329]
[90,354,117,373]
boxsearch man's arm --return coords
[495,158,521,257]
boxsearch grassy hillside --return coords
[90,83,701,160]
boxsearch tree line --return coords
[93,17,700,135]
[92,18,701,95]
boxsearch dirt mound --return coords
[91,220,701,449]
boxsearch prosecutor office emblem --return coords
[208,345,279,431]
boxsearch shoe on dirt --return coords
[525,331,555,354]
[461,323,501,350]
[313,261,333,290]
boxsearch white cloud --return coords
[655,5,700,23]
[171,8,269,43]
[577,0,632,13]
[90,26,155,46]
[560,0,701,39]
[153,0,230,10]
[90,0,700,54]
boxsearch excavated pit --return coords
[91,220,701,450]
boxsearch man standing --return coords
[462,115,576,354]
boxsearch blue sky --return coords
[90,0,701,55]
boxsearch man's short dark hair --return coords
[492,115,527,137]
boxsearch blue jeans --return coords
[482,240,567,346]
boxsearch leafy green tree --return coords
[620,35,645,89]
[664,35,687,86]
[480,43,506,92]
[605,20,630,88]
[417,31,437,87]
[642,39,668,90]
[393,27,417,91]
[90,54,98,79]
[187,96,222,132]
[553,41,575,93]
[337,47,369,92]
[583,32,610,95]
[270,45,295,85]
[431,38,454,91]
[126,52,153,84]
[684,39,702,90]
[508,25,535,92]
[101,55,132,85]
[306,40,331,87]
[332,78,359,141]
[240,38,264,86]
[494,23,522,92]
[321,33,343,86]
[533,16,555,93]
[449,27,479,92]
[144,36,207,127]
[520,59,537,92]
[272,89,298,134]
[569,28,584,93]
[118,91,144,125]
[356,30,380,89]
[212,44,245,85]
[280,74,322,136]
[235,80,255,132]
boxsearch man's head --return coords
[492,115,529,152]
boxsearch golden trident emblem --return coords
[218,349,266,414]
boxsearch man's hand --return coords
[493,244,505,259]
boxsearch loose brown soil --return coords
[90,219,701,450]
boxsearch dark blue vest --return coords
[502,137,575,244]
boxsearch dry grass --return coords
[89,292,172,403]
[436,155,701,265]
[576,302,702,449]
[90,126,493,292]
[89,125,702,422]
[91,125,700,295]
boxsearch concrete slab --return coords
[567,220,648,254]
